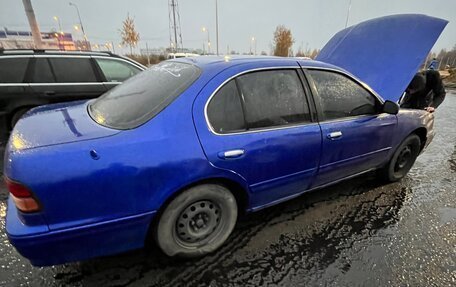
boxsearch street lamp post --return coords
[250,37,256,55]
[53,17,64,50]
[202,27,210,54]
[69,2,88,41]
[215,0,219,55]
[53,16,62,33]
[345,0,352,28]
[22,0,43,49]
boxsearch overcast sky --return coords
[1,0,455,55]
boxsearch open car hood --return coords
[316,14,448,102]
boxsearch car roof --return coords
[174,55,346,75]
[0,48,116,57]
[0,49,146,69]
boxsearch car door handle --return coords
[44,91,56,96]
[218,149,245,159]
[327,131,343,140]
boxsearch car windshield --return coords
[89,61,201,129]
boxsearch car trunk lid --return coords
[10,100,120,151]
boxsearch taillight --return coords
[4,177,40,212]
[5,178,32,197]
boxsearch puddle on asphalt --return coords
[438,207,456,225]
[36,174,411,287]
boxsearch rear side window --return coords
[237,70,311,129]
[95,58,142,82]
[207,80,246,134]
[89,61,201,129]
[49,57,97,83]
[32,58,55,83]
[0,58,29,83]
[308,70,377,120]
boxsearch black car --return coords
[0,49,145,140]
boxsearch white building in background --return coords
[167,52,200,59]
[140,47,203,58]
[0,28,90,51]
[140,47,167,56]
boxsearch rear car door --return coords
[29,56,106,103]
[194,64,322,209]
[305,69,397,187]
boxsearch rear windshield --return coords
[89,61,200,129]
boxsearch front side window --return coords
[207,80,246,134]
[95,58,142,82]
[49,57,97,83]
[237,70,311,129]
[89,61,201,129]
[0,58,29,83]
[308,70,377,120]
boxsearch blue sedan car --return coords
[4,14,447,266]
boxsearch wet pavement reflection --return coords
[0,93,455,286]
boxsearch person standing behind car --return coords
[428,58,439,70]
[400,69,446,112]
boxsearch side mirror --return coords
[382,100,399,115]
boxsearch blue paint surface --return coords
[4,14,444,266]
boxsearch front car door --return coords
[304,68,397,187]
[194,63,322,210]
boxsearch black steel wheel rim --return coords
[395,145,412,173]
[175,200,222,246]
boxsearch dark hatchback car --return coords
[0,49,145,140]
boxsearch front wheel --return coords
[155,184,238,257]
[381,134,421,182]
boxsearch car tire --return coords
[155,184,238,257]
[381,134,421,182]
[10,108,30,128]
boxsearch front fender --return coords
[395,108,434,151]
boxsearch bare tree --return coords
[272,25,294,57]
[309,49,320,59]
[120,14,140,55]
[295,48,306,57]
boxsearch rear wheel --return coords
[155,184,238,257]
[381,134,421,182]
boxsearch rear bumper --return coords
[6,199,156,266]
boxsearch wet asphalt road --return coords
[0,93,455,287]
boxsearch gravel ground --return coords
[0,92,455,286]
